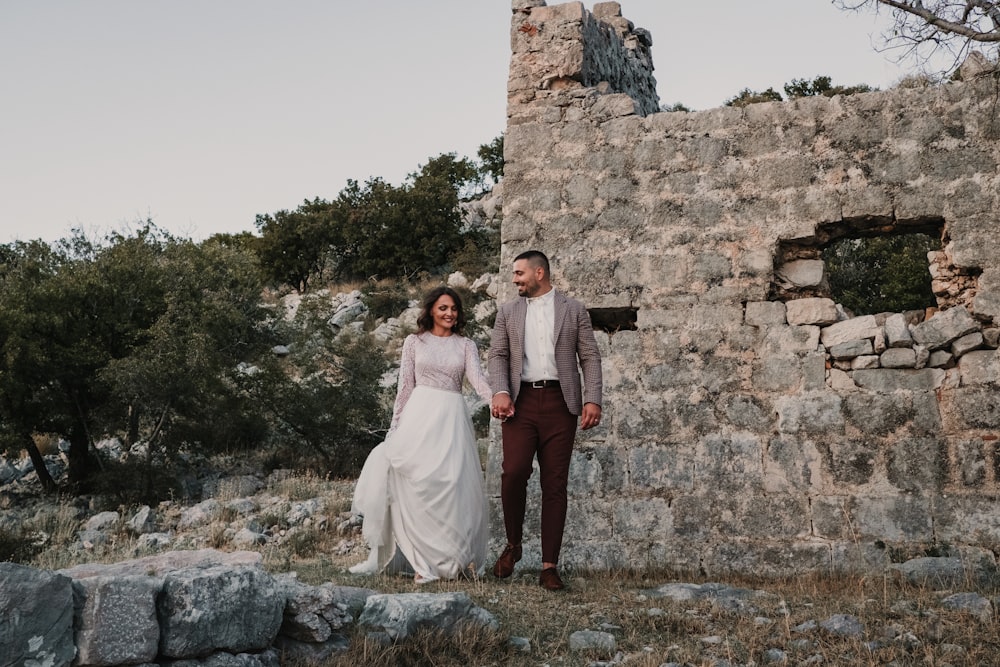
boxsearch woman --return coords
[350,286,493,582]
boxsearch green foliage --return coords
[784,75,876,99]
[240,330,391,478]
[253,144,503,292]
[725,76,875,107]
[0,223,276,493]
[476,135,504,187]
[450,227,500,278]
[823,233,941,315]
[0,527,43,564]
[661,101,692,112]
[725,87,783,107]
[362,279,414,322]
[255,198,337,292]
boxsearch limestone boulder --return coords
[158,565,285,659]
[910,306,979,350]
[0,563,75,667]
[72,575,161,666]
[786,297,838,326]
[358,592,498,640]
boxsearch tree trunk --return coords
[23,434,59,494]
[67,424,91,487]
[126,403,140,448]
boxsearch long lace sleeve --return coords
[463,338,493,402]
[389,335,417,433]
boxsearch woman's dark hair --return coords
[416,286,467,334]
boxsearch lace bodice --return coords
[389,333,493,432]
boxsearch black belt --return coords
[523,380,560,389]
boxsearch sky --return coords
[1,1,928,245]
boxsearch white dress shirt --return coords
[521,288,558,382]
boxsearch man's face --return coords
[512,259,542,297]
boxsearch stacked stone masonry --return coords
[494,0,1000,577]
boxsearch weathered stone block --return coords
[776,393,844,435]
[73,574,161,666]
[953,437,987,487]
[942,387,1000,429]
[959,349,1000,385]
[928,349,955,368]
[765,436,824,492]
[612,497,671,540]
[0,564,75,667]
[565,498,613,541]
[816,438,876,486]
[713,494,811,540]
[947,327,981,358]
[627,442,695,491]
[786,297,838,326]
[359,592,498,641]
[852,369,945,392]
[695,433,765,491]
[761,325,820,354]
[158,565,284,658]
[776,259,825,289]
[702,541,831,578]
[721,394,774,431]
[851,495,933,542]
[851,355,880,370]
[881,347,917,368]
[821,316,880,348]
[569,444,627,494]
[887,437,946,492]
[884,313,913,348]
[670,494,713,539]
[910,306,980,350]
[933,495,1000,545]
[830,339,874,360]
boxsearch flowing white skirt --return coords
[350,385,488,581]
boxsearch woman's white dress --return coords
[350,332,492,581]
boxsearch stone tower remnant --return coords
[493,0,1000,576]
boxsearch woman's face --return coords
[431,294,459,333]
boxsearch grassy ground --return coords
[14,471,1000,666]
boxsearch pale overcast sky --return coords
[1,1,922,245]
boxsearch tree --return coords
[822,233,940,315]
[255,198,338,292]
[476,135,504,187]
[724,87,784,107]
[835,0,1000,74]
[783,75,876,98]
[0,224,275,494]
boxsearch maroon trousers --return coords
[499,385,578,564]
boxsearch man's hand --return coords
[580,402,602,430]
[492,393,515,420]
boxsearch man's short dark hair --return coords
[514,250,550,276]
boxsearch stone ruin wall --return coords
[490,0,1000,577]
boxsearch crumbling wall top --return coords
[508,1,659,119]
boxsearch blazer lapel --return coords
[514,298,527,356]
[552,290,568,344]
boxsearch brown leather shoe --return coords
[538,567,565,591]
[492,543,522,578]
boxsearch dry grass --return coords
[298,567,1000,666]
[17,472,1000,666]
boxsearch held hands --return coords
[491,393,515,421]
[580,402,602,430]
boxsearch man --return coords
[487,250,603,591]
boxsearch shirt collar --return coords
[526,288,555,305]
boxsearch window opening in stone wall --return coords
[822,233,941,316]
[588,307,638,334]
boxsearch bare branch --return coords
[875,0,1000,41]
[834,0,1000,77]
